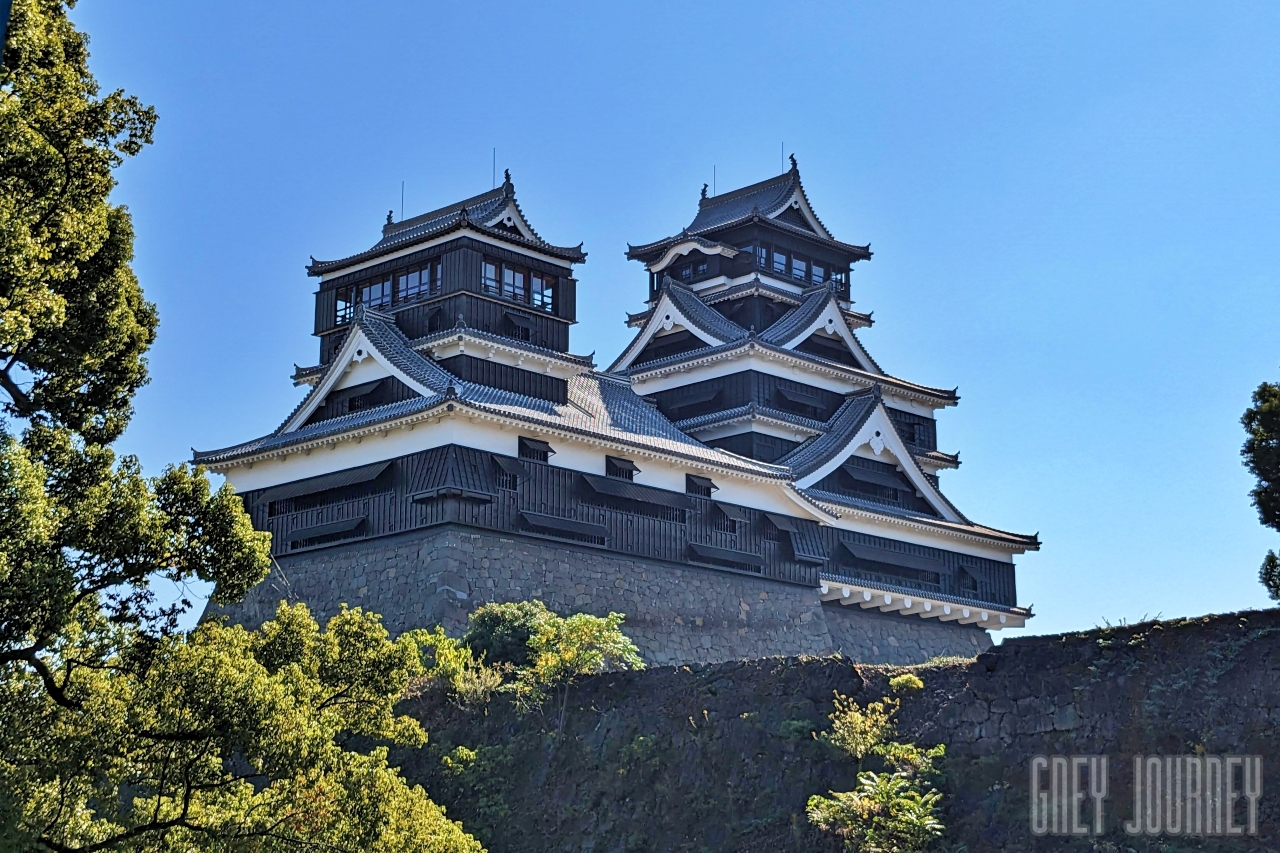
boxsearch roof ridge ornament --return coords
[789,153,798,172]
[455,313,467,329]
[458,205,469,222]
[386,209,394,225]
[700,183,708,201]
[502,169,513,196]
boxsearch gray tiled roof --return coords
[701,276,805,307]
[661,279,749,343]
[194,325,791,480]
[685,171,801,233]
[672,403,829,436]
[409,325,596,369]
[777,389,881,478]
[758,286,838,345]
[804,487,1038,548]
[356,307,458,394]
[307,177,586,275]
[626,163,870,261]
[620,335,956,405]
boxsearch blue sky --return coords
[74,1,1280,638]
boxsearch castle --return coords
[195,162,1038,665]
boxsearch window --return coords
[531,273,555,312]
[360,277,392,308]
[791,255,808,282]
[482,260,500,294]
[518,436,554,463]
[811,262,826,284]
[335,286,355,324]
[679,264,692,281]
[605,456,639,481]
[754,245,768,268]
[397,261,439,302]
[502,266,528,301]
[685,474,715,497]
[772,249,787,275]
[695,261,708,276]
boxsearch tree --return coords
[461,600,555,669]
[807,675,946,853]
[0,3,480,850]
[1242,380,1280,598]
[516,610,644,735]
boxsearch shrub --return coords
[809,678,946,852]
[462,600,555,667]
[408,627,506,709]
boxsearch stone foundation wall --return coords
[207,525,991,665]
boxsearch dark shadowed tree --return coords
[0,3,480,850]
[1242,379,1280,599]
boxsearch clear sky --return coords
[73,1,1280,638]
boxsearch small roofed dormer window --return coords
[605,456,639,481]
[518,436,554,463]
[685,474,715,497]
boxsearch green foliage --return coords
[2,0,158,443]
[513,609,644,733]
[778,718,816,739]
[889,673,925,693]
[1242,380,1280,597]
[0,5,482,849]
[0,602,482,851]
[823,692,898,760]
[461,600,554,668]
[410,626,506,710]
[809,679,946,852]
[807,772,945,853]
[1261,551,1280,601]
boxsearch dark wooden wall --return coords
[437,355,568,404]
[654,370,847,423]
[242,444,1018,608]
[704,432,799,463]
[303,377,419,427]
[312,236,577,363]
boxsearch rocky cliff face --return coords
[394,608,1279,852]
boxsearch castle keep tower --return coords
[195,165,1038,665]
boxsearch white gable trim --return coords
[611,291,726,371]
[795,402,964,524]
[280,326,433,434]
[768,188,832,239]
[778,298,882,376]
[629,347,948,412]
[484,201,537,241]
[647,240,740,274]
